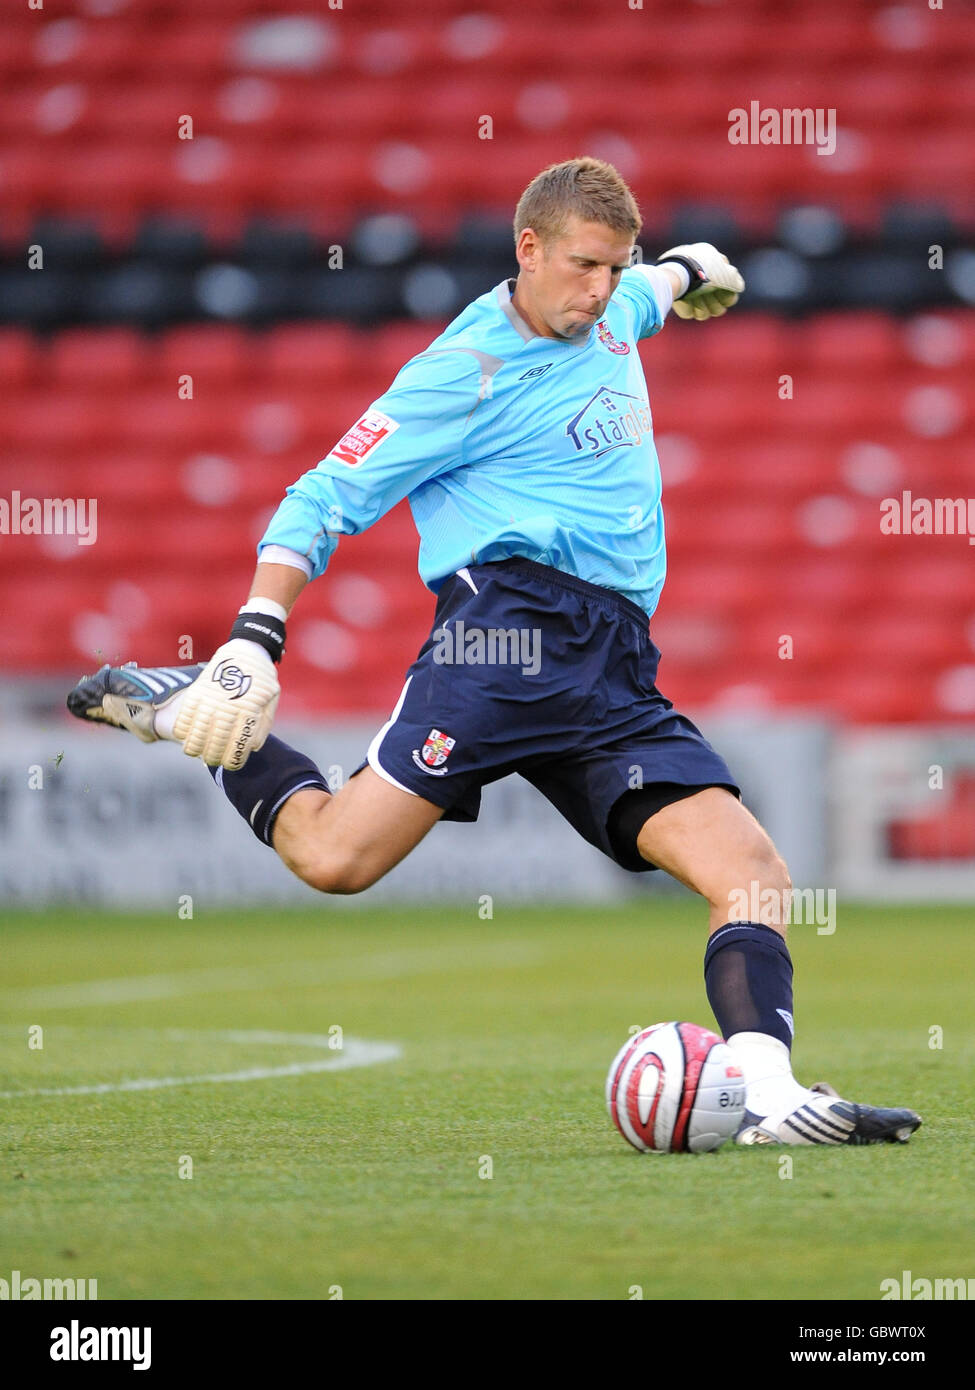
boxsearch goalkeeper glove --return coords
[173,609,284,771]
[655,242,745,320]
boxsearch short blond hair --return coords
[513,156,642,247]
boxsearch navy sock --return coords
[704,922,795,1049]
[207,735,330,847]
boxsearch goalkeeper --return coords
[69,157,919,1148]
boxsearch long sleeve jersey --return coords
[258,264,674,617]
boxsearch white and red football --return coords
[605,1021,745,1153]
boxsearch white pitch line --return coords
[0,941,544,1011]
[0,1030,401,1099]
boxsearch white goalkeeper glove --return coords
[174,612,284,770]
[656,242,745,320]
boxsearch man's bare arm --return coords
[248,562,309,616]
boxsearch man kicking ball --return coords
[68,156,920,1147]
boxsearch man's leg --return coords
[634,787,920,1145]
[270,767,443,895]
[632,787,790,935]
[203,729,443,893]
[633,787,800,1116]
[68,661,445,894]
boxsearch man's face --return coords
[515,216,635,341]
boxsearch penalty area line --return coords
[0,941,544,1010]
[0,1031,402,1099]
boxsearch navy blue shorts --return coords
[361,558,739,873]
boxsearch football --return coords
[606,1020,745,1153]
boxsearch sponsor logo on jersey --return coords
[329,410,400,468]
[565,386,653,458]
[595,320,630,354]
[519,363,553,380]
[415,728,456,770]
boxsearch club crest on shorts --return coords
[419,728,455,768]
[595,320,630,354]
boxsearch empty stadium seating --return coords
[2,308,973,722]
[2,1,975,244]
[2,2,973,725]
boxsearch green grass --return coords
[1,902,972,1300]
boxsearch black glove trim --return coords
[655,253,709,300]
[229,612,286,662]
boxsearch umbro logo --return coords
[519,363,553,380]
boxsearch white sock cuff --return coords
[153,692,187,740]
[239,597,288,623]
[727,1032,794,1081]
[728,1032,791,1058]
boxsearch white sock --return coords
[153,689,190,740]
[728,1031,811,1118]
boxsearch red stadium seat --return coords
[888,775,975,860]
[773,555,876,610]
[263,323,366,386]
[822,670,934,724]
[803,314,902,371]
[2,0,972,238]
[849,613,963,668]
[146,23,235,79]
[1,392,107,451]
[49,328,150,386]
[870,552,975,611]
[0,328,42,388]
[737,612,850,677]
[158,325,257,385]
[692,315,792,375]
[5,0,975,728]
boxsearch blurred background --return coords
[2,0,974,906]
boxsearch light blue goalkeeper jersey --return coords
[259,266,673,616]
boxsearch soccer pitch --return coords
[2,901,972,1301]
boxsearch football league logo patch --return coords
[329,409,399,468]
[595,320,630,354]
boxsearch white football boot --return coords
[730,1034,921,1146]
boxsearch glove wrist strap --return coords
[655,253,708,299]
[228,612,287,662]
